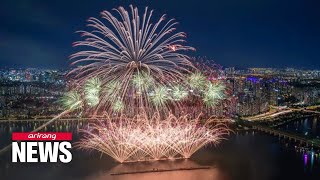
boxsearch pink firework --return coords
[77,113,230,163]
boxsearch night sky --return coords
[0,0,319,69]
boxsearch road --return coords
[243,105,320,121]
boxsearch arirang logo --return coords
[12,132,72,163]
[26,132,57,140]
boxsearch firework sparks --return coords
[151,86,169,107]
[61,91,82,110]
[112,99,125,112]
[0,6,231,159]
[188,72,207,91]
[203,82,226,107]
[84,78,101,107]
[67,5,231,163]
[132,72,154,90]
[171,85,188,100]
[69,5,195,114]
[77,113,230,163]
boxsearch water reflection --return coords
[85,160,228,180]
[299,149,320,173]
[312,118,318,135]
[282,116,320,138]
[0,120,320,179]
[304,153,308,172]
[87,168,226,180]
[311,152,314,170]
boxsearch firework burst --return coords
[68,5,195,114]
[77,113,230,163]
[67,5,231,163]
[61,91,82,110]
[0,6,231,158]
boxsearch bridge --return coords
[244,105,320,121]
[294,109,320,114]
[254,125,320,147]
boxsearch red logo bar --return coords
[12,132,72,141]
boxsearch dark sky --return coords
[0,0,319,69]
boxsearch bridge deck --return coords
[254,125,320,147]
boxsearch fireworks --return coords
[77,113,230,163]
[112,99,125,112]
[150,86,170,107]
[67,5,231,163]
[84,78,101,107]
[68,5,195,114]
[61,91,82,110]
[66,5,229,115]
[171,85,188,101]
[203,82,226,107]
[188,72,207,91]
[0,6,231,159]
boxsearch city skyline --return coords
[1,0,320,69]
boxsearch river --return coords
[0,118,319,180]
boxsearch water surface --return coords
[0,120,319,180]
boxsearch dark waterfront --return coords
[280,116,320,138]
[0,117,320,180]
